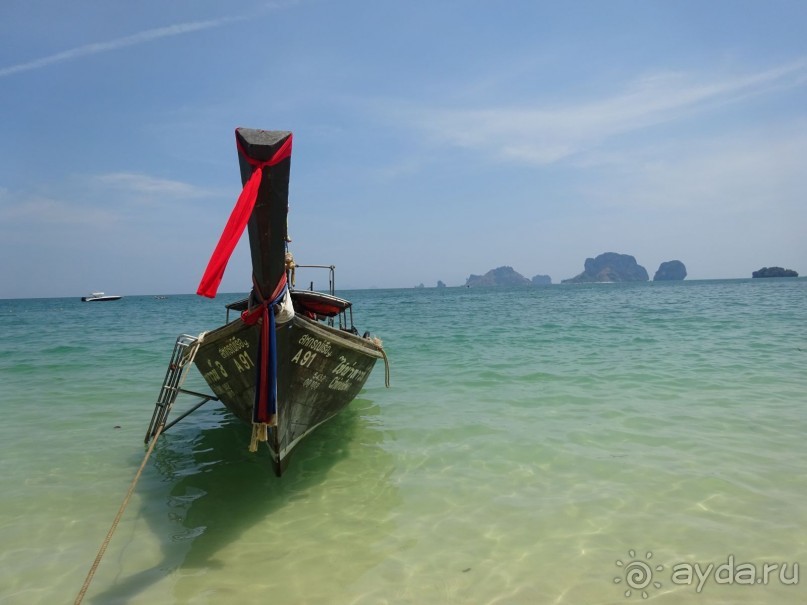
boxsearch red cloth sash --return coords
[196,132,293,298]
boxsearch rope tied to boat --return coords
[370,336,391,388]
[78,340,204,603]
[74,423,165,605]
[241,274,288,451]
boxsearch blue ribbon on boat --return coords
[242,276,288,425]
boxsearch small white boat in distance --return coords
[81,292,122,302]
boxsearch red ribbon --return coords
[196,132,293,298]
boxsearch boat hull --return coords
[193,313,381,474]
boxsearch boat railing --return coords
[293,264,336,296]
[225,297,249,323]
[223,264,357,332]
[291,264,358,332]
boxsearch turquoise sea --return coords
[1,279,805,604]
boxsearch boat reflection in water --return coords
[95,400,397,603]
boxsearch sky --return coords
[1,0,806,298]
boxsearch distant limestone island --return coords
[465,266,552,287]
[456,256,799,288]
[462,253,687,287]
[752,267,799,278]
[563,252,647,283]
[653,260,687,281]
[561,253,686,283]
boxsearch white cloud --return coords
[0,196,118,226]
[582,121,807,213]
[92,172,216,200]
[0,17,247,78]
[0,2,300,79]
[0,171,218,229]
[410,59,807,165]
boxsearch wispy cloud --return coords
[584,121,807,213]
[0,195,118,226]
[0,171,217,229]
[93,172,216,200]
[0,15,245,78]
[410,60,807,165]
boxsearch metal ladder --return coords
[144,334,218,443]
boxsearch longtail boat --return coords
[146,128,388,475]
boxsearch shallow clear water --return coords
[1,280,805,604]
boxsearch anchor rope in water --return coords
[74,422,164,605]
[76,338,203,604]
